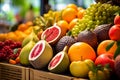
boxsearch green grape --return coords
[71,2,120,36]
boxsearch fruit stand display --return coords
[0,1,120,80]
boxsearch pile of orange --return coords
[0,21,33,42]
[61,4,85,30]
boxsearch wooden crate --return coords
[0,62,29,80]
[30,68,88,80]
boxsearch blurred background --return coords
[0,0,95,33]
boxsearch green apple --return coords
[69,59,94,78]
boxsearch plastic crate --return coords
[30,68,88,80]
[0,62,29,80]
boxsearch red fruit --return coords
[95,53,115,71]
[109,25,120,41]
[114,15,120,25]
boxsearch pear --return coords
[22,29,39,47]
[20,40,36,66]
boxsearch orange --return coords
[15,30,27,42]
[0,33,7,41]
[77,9,85,19]
[6,32,17,41]
[24,26,33,35]
[77,7,84,11]
[68,18,80,30]
[67,4,78,12]
[62,8,77,23]
[26,21,33,27]
[57,20,69,36]
[97,40,117,56]
[68,42,96,62]
[18,23,29,31]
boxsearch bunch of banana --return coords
[43,10,62,28]
[33,16,46,30]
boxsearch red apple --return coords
[109,25,120,41]
[114,14,120,25]
[95,53,115,71]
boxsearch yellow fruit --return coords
[70,60,90,78]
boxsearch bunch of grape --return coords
[0,40,22,61]
[71,2,120,36]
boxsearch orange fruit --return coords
[68,18,80,30]
[57,20,69,36]
[68,42,96,62]
[77,9,85,19]
[77,7,84,11]
[15,30,27,42]
[62,8,77,23]
[6,32,17,41]
[24,26,33,35]
[0,33,7,41]
[97,40,117,56]
[26,21,33,27]
[18,23,29,31]
[67,4,78,12]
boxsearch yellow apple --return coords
[69,59,94,78]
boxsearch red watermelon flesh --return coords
[43,27,59,42]
[49,54,62,68]
[31,43,43,58]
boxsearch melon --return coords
[48,46,70,73]
[41,24,62,45]
[29,40,53,69]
